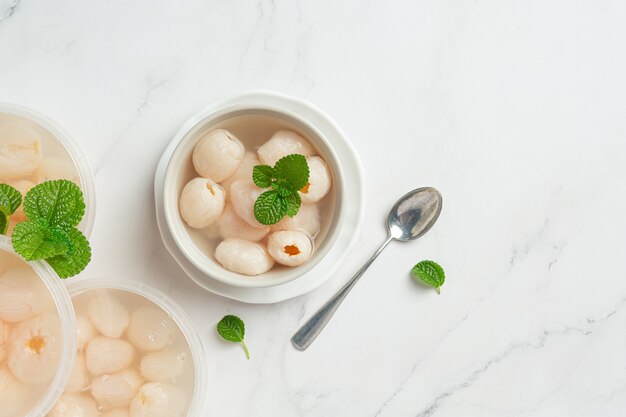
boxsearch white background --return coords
[2,1,626,416]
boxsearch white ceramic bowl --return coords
[0,103,96,237]
[162,91,360,289]
[66,278,207,417]
[0,236,77,417]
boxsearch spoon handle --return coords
[291,235,393,351]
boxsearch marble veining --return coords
[0,0,20,22]
[93,72,176,175]
[1,0,626,416]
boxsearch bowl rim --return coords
[0,235,78,417]
[162,91,351,288]
[65,277,208,417]
[0,103,96,238]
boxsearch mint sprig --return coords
[254,190,287,225]
[284,191,301,216]
[23,179,85,228]
[0,184,22,234]
[411,260,445,294]
[46,228,91,279]
[1,180,91,279]
[0,184,22,216]
[11,219,73,260]
[252,154,309,225]
[0,214,7,236]
[217,315,250,359]
[273,155,309,190]
[252,165,274,188]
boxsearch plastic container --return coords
[0,103,96,237]
[0,236,77,417]
[66,278,208,416]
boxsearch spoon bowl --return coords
[389,187,443,240]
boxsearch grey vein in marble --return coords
[0,0,20,22]
[508,218,550,273]
[238,0,277,81]
[374,314,470,417]
[93,74,175,176]
[412,303,625,417]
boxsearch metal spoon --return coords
[291,186,443,351]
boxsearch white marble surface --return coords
[2,1,626,416]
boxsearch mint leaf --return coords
[254,190,288,225]
[217,315,245,342]
[252,165,274,188]
[274,154,309,190]
[252,154,310,225]
[46,228,91,279]
[411,260,445,294]
[217,315,250,359]
[284,191,301,217]
[11,220,73,261]
[0,183,22,216]
[0,213,7,235]
[6,179,91,279]
[23,180,85,228]
[274,179,296,197]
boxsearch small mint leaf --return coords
[0,183,22,215]
[0,213,7,235]
[217,315,249,359]
[411,260,445,294]
[252,165,274,188]
[284,191,301,217]
[273,154,309,190]
[46,228,91,278]
[217,315,245,342]
[23,180,85,228]
[254,190,287,225]
[11,220,72,261]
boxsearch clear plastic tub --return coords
[0,235,78,417]
[66,278,208,416]
[0,103,96,237]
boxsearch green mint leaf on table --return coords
[0,183,22,216]
[252,154,309,225]
[254,190,288,225]
[217,315,250,359]
[23,180,85,228]
[412,260,445,294]
[46,228,91,279]
[273,154,309,190]
[252,165,274,188]
[11,219,73,260]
